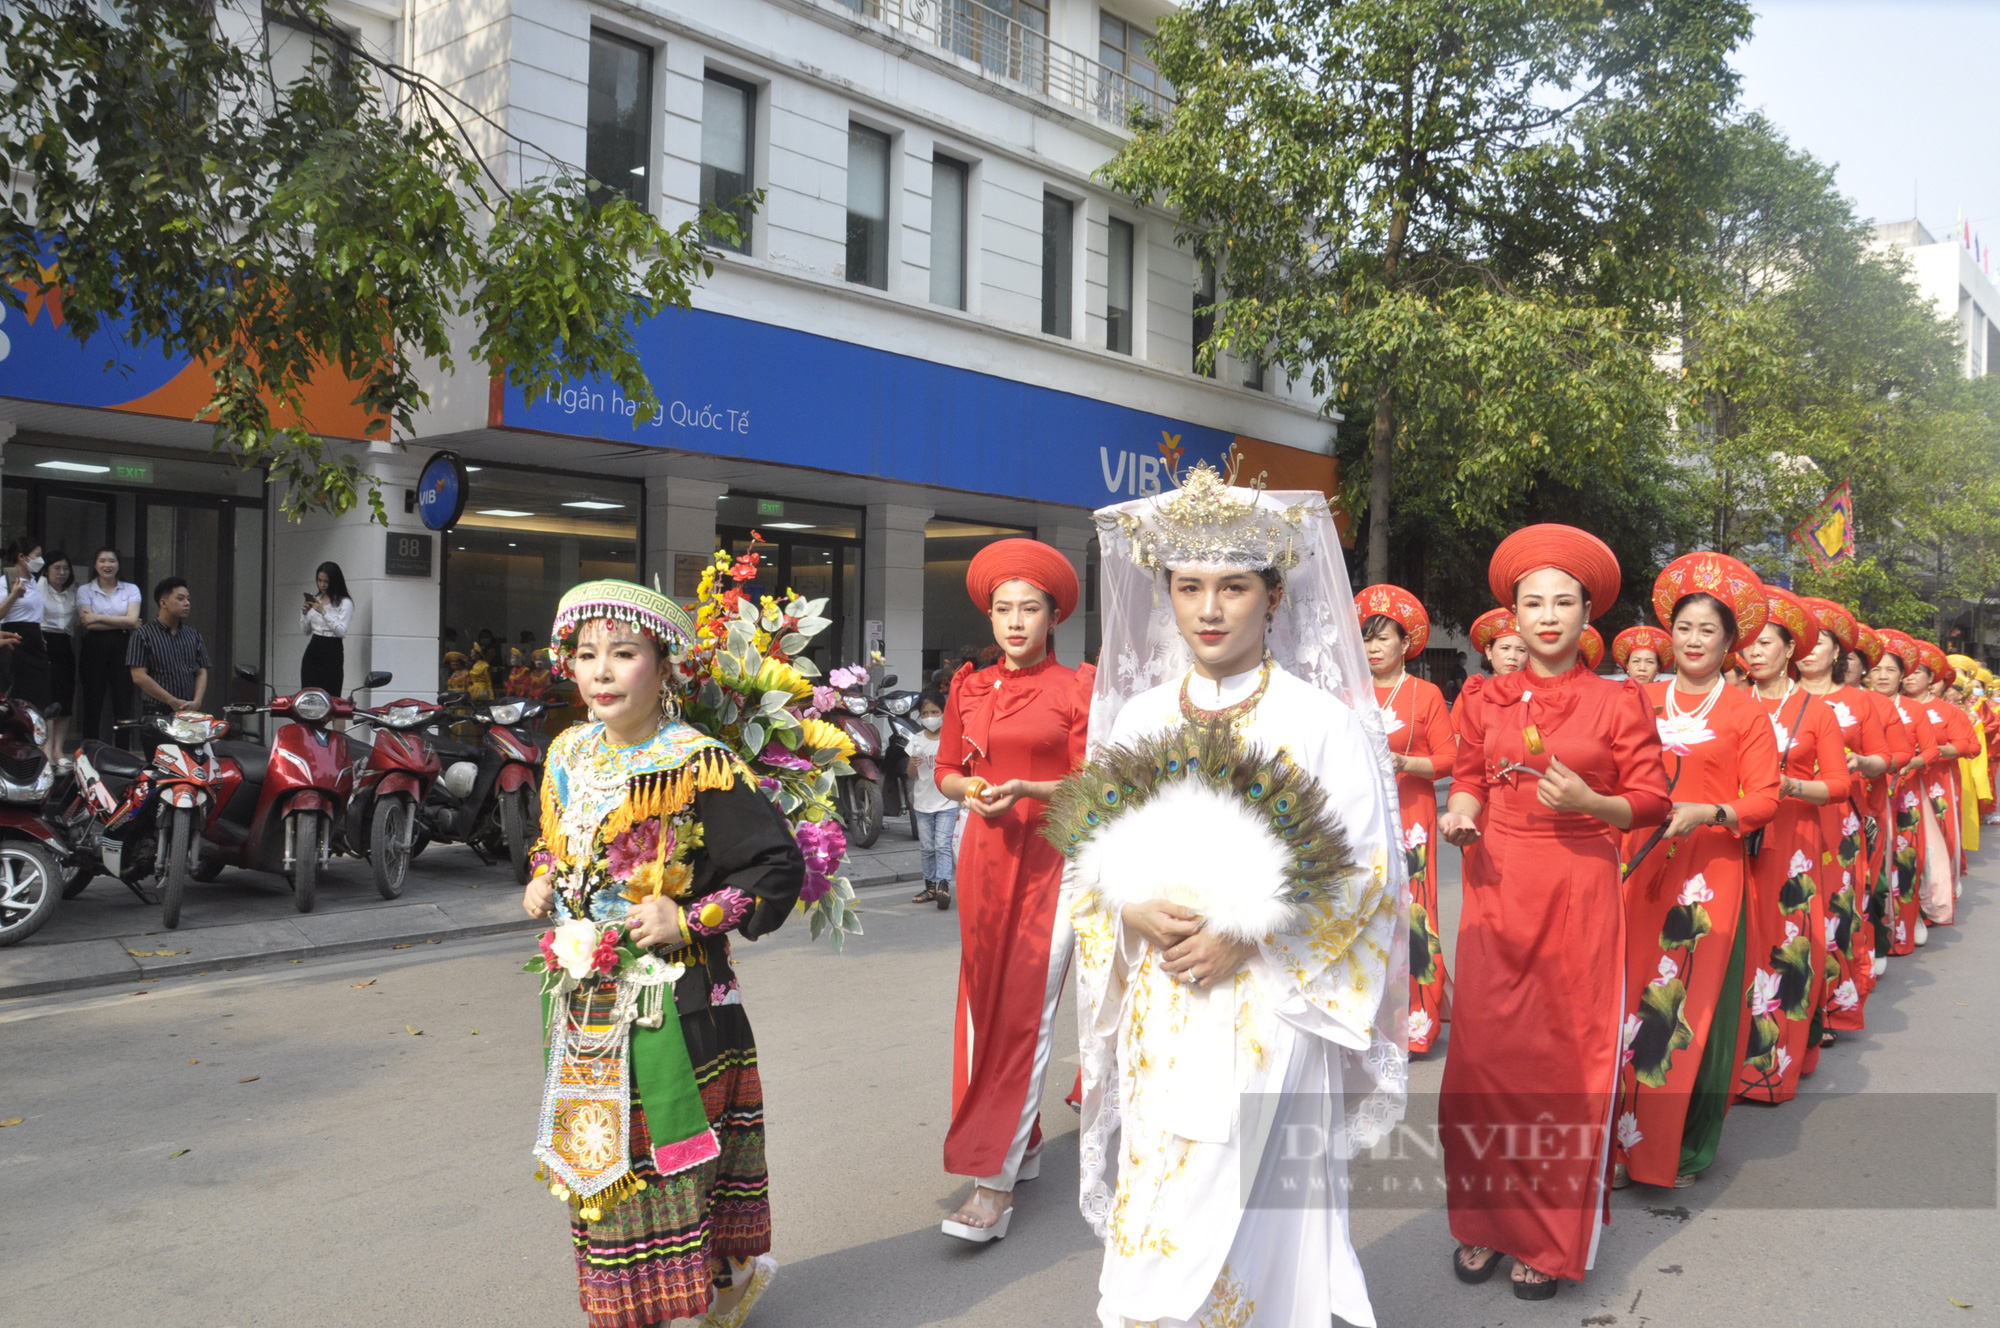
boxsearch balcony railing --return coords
[835,0,1174,126]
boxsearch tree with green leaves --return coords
[0,0,741,520]
[1101,0,1753,588]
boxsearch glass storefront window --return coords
[923,517,1033,682]
[440,467,641,737]
[716,494,863,677]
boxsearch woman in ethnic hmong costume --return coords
[1439,526,1669,1299]
[1356,583,1454,1054]
[524,581,806,1328]
[1065,463,1407,1328]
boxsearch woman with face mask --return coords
[1438,525,1671,1298]
[1614,552,1779,1192]
[0,537,52,715]
[1356,584,1455,1055]
[932,538,1092,1243]
[905,690,957,909]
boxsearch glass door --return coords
[138,498,255,708]
[40,489,113,567]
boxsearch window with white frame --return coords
[1192,258,1217,377]
[1099,12,1173,116]
[930,155,969,310]
[586,30,652,208]
[846,124,892,290]
[1107,218,1134,354]
[701,73,756,253]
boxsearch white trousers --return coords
[975,881,1077,1191]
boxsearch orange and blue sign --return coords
[416,451,468,531]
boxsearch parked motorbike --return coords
[0,697,70,946]
[831,673,897,848]
[198,666,386,914]
[420,694,546,884]
[874,682,922,842]
[345,694,444,900]
[62,707,229,930]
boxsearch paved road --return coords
[3,852,1995,1326]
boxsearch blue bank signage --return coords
[416,451,468,531]
[490,307,1241,509]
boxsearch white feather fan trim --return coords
[1074,779,1300,943]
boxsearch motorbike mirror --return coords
[879,673,898,690]
[440,689,468,705]
[358,670,393,692]
[234,664,261,681]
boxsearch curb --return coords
[0,865,926,1002]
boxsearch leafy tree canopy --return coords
[0,0,738,520]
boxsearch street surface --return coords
[3,850,1995,1326]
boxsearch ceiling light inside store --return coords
[562,500,624,511]
[762,522,813,530]
[476,508,533,518]
[465,466,482,472]
[36,460,111,474]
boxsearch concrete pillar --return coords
[864,503,932,689]
[268,443,439,700]
[0,420,14,486]
[645,475,727,604]
[1038,521,1093,666]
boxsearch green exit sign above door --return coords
[112,460,153,484]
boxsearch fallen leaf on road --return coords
[426,939,440,945]
[0,1118,22,1127]
[1950,1298,1973,1309]
[289,959,303,964]
[470,1029,480,1035]
[393,943,413,950]
[351,980,377,988]
[169,1149,189,1159]
[188,1059,198,1065]
[238,1076,260,1084]
[127,948,187,957]
[406,1025,423,1036]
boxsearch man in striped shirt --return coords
[127,578,210,715]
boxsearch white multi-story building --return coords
[0,0,1342,710]
[1873,218,2000,380]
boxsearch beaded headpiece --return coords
[548,579,696,681]
[1098,460,1325,572]
[1354,583,1429,656]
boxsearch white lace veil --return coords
[1081,464,1410,1189]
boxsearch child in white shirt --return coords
[906,691,957,909]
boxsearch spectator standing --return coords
[76,547,142,744]
[906,690,957,910]
[299,560,353,694]
[0,537,51,714]
[39,552,77,769]
[129,578,210,730]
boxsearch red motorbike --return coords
[205,667,387,912]
[830,676,890,848]
[345,694,443,899]
[0,697,70,945]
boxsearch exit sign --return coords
[757,498,784,516]
[112,459,153,484]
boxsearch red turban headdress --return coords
[1612,625,1671,670]
[1763,587,1816,647]
[1651,552,1768,643]
[966,538,1080,624]
[1354,583,1429,655]
[1469,607,1521,654]
[1854,622,1885,668]
[1580,625,1605,670]
[1875,628,1916,671]
[1487,524,1620,620]
[1913,638,1950,682]
[1800,596,1858,652]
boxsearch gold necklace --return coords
[1179,652,1274,737]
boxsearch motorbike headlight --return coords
[885,695,914,716]
[488,701,527,725]
[843,695,870,715]
[387,704,423,727]
[292,689,332,722]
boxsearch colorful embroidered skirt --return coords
[571,1005,770,1328]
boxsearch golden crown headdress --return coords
[1097,458,1326,572]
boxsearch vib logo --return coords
[1099,431,1188,497]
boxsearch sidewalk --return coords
[0,817,931,1000]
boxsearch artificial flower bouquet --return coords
[526,916,686,1007]
[677,540,865,950]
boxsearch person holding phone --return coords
[299,560,353,694]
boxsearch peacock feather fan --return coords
[1045,719,1356,916]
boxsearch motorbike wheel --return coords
[847,778,884,849]
[193,859,223,883]
[499,786,534,886]
[159,806,201,931]
[0,839,61,947]
[291,813,321,914]
[408,822,431,862]
[371,795,413,900]
[59,858,96,899]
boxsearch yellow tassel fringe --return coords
[535,1165,649,1222]
[539,747,745,869]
